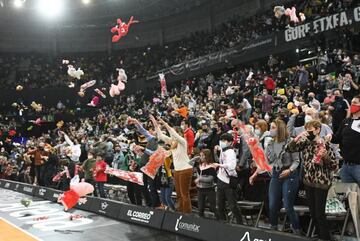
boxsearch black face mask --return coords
[335,96,342,101]
[308,97,314,101]
[307,131,316,141]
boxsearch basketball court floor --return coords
[0,188,197,241]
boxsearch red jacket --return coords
[264,77,276,90]
[184,128,195,156]
[94,160,107,182]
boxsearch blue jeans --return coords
[160,178,175,210]
[269,169,300,230]
[340,163,360,186]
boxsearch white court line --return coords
[0,217,42,241]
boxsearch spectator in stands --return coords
[159,147,176,211]
[308,92,321,112]
[26,142,48,186]
[81,150,97,196]
[125,148,143,205]
[181,119,195,156]
[266,119,300,234]
[329,89,349,133]
[94,153,108,198]
[332,94,360,186]
[195,149,217,218]
[260,89,274,114]
[213,133,243,224]
[287,120,338,241]
[130,117,160,208]
[151,115,193,214]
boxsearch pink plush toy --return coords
[87,96,99,107]
[109,68,128,97]
[285,7,299,23]
[58,180,94,211]
[159,73,167,98]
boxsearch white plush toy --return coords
[67,65,84,80]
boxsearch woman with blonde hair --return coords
[150,115,193,214]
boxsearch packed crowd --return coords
[0,0,357,90]
[0,41,360,240]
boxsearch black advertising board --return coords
[162,212,219,241]
[90,198,123,219]
[117,204,165,229]
[0,179,4,188]
[17,183,35,196]
[75,195,96,212]
[43,188,63,202]
[217,222,309,241]
[33,186,49,199]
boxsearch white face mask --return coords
[255,129,261,136]
[305,115,313,123]
[219,141,229,149]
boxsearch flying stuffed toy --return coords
[105,167,144,186]
[29,118,43,126]
[232,119,272,172]
[246,71,254,81]
[30,101,42,112]
[58,180,94,211]
[207,86,213,100]
[78,80,96,97]
[87,96,99,107]
[273,6,285,19]
[299,12,306,22]
[111,16,139,43]
[285,7,299,23]
[140,146,168,179]
[109,68,128,97]
[95,88,106,98]
[159,73,168,98]
[67,65,84,80]
[16,85,23,91]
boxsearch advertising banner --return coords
[117,204,165,229]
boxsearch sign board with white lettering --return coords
[90,198,123,219]
[74,195,96,211]
[33,186,49,199]
[161,212,219,241]
[117,204,165,229]
[218,222,308,241]
[17,184,35,196]
[284,7,360,42]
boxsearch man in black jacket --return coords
[332,94,360,186]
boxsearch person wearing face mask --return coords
[329,89,350,133]
[112,145,125,171]
[181,119,194,156]
[332,94,360,186]
[150,115,193,214]
[264,119,301,234]
[212,133,243,224]
[195,149,218,218]
[308,92,321,112]
[287,107,333,138]
[260,89,274,114]
[287,120,338,241]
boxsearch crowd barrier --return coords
[0,179,309,241]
